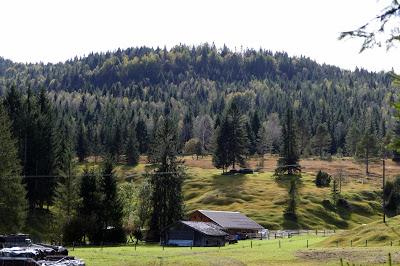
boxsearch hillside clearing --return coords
[77,155,392,230]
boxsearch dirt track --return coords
[297,248,400,264]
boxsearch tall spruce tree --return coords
[276,108,301,176]
[76,122,88,163]
[126,127,139,166]
[311,123,332,158]
[147,104,185,241]
[212,117,231,173]
[356,125,379,175]
[212,102,248,172]
[53,125,79,228]
[100,160,125,243]
[0,104,27,233]
[78,168,102,244]
[5,86,58,209]
[136,119,149,154]
[250,112,261,155]
[35,87,58,207]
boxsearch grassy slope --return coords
[323,215,400,247]
[76,156,386,230]
[184,167,382,229]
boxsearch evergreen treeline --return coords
[0,43,396,239]
[0,44,395,161]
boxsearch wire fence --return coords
[68,235,400,266]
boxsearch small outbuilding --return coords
[189,210,264,237]
[162,221,227,247]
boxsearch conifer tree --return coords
[276,108,301,176]
[53,126,79,227]
[126,128,139,166]
[35,87,58,207]
[78,168,101,243]
[212,118,231,173]
[0,104,27,233]
[147,104,185,241]
[345,124,360,156]
[357,126,379,175]
[136,119,149,154]
[100,160,125,243]
[312,123,332,158]
[212,102,248,171]
[250,112,261,155]
[110,123,123,162]
[76,122,88,163]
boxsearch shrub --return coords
[315,170,331,187]
[336,198,351,210]
[102,226,126,244]
[62,218,85,245]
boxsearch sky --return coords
[0,0,399,72]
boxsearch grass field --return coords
[68,156,400,265]
[69,236,400,266]
[76,155,395,230]
[323,215,400,247]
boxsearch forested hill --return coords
[0,44,396,158]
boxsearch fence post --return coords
[350,240,352,247]
[251,241,253,248]
[336,241,338,248]
[72,242,75,251]
[279,240,281,248]
[135,243,137,251]
[315,229,317,235]
[306,239,308,248]
[340,258,344,266]
[391,240,393,246]
[365,240,368,247]
[389,252,392,266]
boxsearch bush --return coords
[102,226,126,244]
[315,170,331,187]
[384,176,400,216]
[62,218,85,245]
[336,198,351,210]
[184,138,202,159]
[321,199,335,211]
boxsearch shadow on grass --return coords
[192,173,255,206]
[211,173,247,192]
[274,174,303,189]
[306,207,349,229]
[282,213,301,229]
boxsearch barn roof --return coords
[180,221,228,236]
[196,210,264,230]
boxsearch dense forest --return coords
[0,44,398,241]
[0,44,395,160]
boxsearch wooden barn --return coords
[189,210,264,237]
[162,221,227,247]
